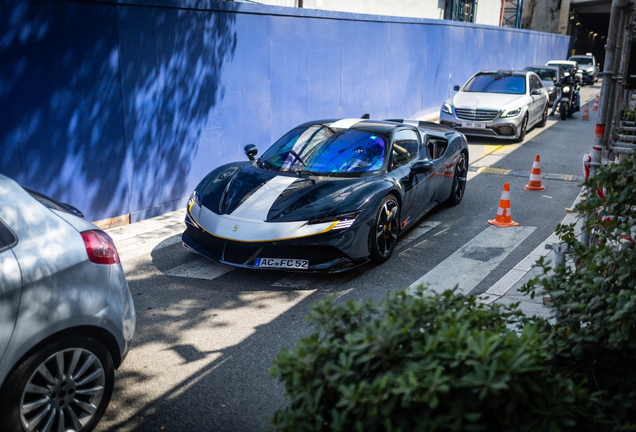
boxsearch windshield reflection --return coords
[260,126,386,177]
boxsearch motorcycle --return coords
[556,82,580,120]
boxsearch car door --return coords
[389,128,423,229]
[0,218,21,364]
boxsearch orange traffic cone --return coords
[592,94,600,111]
[581,103,590,121]
[524,154,545,191]
[488,182,519,228]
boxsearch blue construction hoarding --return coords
[0,0,570,223]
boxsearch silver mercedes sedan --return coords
[439,70,549,142]
[0,174,135,432]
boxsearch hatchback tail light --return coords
[81,230,121,265]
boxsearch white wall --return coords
[475,0,503,25]
[302,0,446,20]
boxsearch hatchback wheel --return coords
[371,195,399,263]
[0,337,114,432]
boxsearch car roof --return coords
[547,60,577,65]
[477,70,528,77]
[296,119,412,136]
[525,65,561,70]
[569,55,594,59]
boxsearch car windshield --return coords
[570,57,593,65]
[525,68,557,81]
[260,125,386,176]
[463,74,526,94]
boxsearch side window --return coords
[0,219,17,252]
[391,129,419,170]
[534,76,543,88]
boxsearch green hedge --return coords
[270,288,603,431]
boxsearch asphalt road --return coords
[96,81,602,432]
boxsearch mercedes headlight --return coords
[501,107,521,118]
[442,102,453,115]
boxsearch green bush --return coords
[270,288,602,432]
[522,153,636,427]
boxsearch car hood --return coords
[199,164,367,223]
[452,92,525,110]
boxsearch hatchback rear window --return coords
[463,74,526,95]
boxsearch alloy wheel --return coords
[20,348,106,432]
[374,197,399,259]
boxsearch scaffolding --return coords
[583,0,636,245]
[500,0,524,28]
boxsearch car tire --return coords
[560,101,568,120]
[444,152,467,206]
[537,104,548,128]
[0,336,115,432]
[515,114,528,143]
[370,194,399,263]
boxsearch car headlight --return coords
[187,190,201,210]
[501,107,521,118]
[309,210,362,230]
[441,102,453,115]
[587,68,594,73]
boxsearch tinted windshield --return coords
[463,74,526,94]
[525,68,557,81]
[260,125,386,176]
[570,57,593,65]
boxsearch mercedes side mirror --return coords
[453,85,460,91]
[244,144,258,161]
[410,160,434,175]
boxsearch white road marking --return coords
[396,220,441,251]
[164,258,234,281]
[408,225,536,295]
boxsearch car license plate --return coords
[461,122,486,129]
[254,258,309,269]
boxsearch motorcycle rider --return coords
[549,66,581,116]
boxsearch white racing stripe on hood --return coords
[330,118,363,129]
[230,175,298,221]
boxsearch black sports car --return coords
[182,118,468,272]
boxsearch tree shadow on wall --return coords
[0,0,237,222]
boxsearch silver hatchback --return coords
[439,70,549,142]
[0,174,135,432]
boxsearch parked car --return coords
[569,53,599,84]
[546,60,583,82]
[182,119,468,272]
[439,70,549,142]
[0,175,135,432]
[523,65,565,107]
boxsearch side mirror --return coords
[410,160,434,175]
[453,85,460,91]
[244,144,258,161]
[531,89,542,95]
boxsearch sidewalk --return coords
[482,189,584,318]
